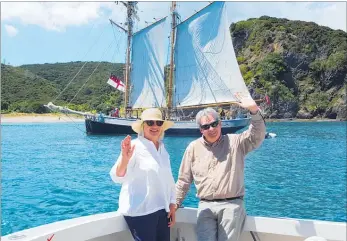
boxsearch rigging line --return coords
[80,23,109,61]
[52,22,100,102]
[111,39,123,64]
[108,30,124,67]
[111,22,122,44]
[44,107,87,133]
[53,61,89,103]
[52,24,109,103]
[111,25,126,62]
[68,40,115,104]
[132,17,167,36]
[110,39,121,63]
[68,22,123,102]
[58,113,87,134]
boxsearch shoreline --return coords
[1,113,85,123]
[1,113,345,124]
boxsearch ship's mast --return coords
[123,2,136,114]
[111,2,138,116]
[167,1,177,118]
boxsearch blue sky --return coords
[1,1,346,66]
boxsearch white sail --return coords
[129,17,168,108]
[173,2,250,108]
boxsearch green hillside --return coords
[4,61,125,113]
[1,16,346,119]
[230,16,346,119]
[1,64,59,113]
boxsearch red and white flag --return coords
[265,95,271,105]
[107,75,125,92]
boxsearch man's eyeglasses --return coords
[200,120,219,130]
[144,120,164,127]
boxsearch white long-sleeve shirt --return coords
[110,136,176,217]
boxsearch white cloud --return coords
[5,24,18,37]
[0,2,170,32]
[1,2,106,31]
[1,2,345,32]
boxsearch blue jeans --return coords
[124,209,170,241]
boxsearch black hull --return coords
[85,119,137,135]
[85,118,250,136]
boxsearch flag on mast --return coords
[107,74,125,92]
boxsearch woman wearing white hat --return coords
[110,108,176,241]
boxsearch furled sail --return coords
[173,2,250,108]
[129,17,168,108]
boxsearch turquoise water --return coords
[1,121,346,235]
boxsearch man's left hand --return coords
[168,203,177,227]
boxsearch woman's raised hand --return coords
[121,135,135,161]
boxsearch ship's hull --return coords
[85,117,251,135]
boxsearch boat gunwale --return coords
[3,208,346,241]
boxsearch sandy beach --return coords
[1,113,343,124]
[1,113,85,123]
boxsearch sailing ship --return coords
[46,1,255,135]
[84,1,254,135]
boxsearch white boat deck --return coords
[3,208,346,241]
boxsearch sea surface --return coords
[1,121,346,236]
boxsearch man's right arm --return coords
[175,143,194,208]
[237,111,265,155]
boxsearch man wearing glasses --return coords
[175,94,266,241]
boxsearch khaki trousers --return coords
[196,198,246,241]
